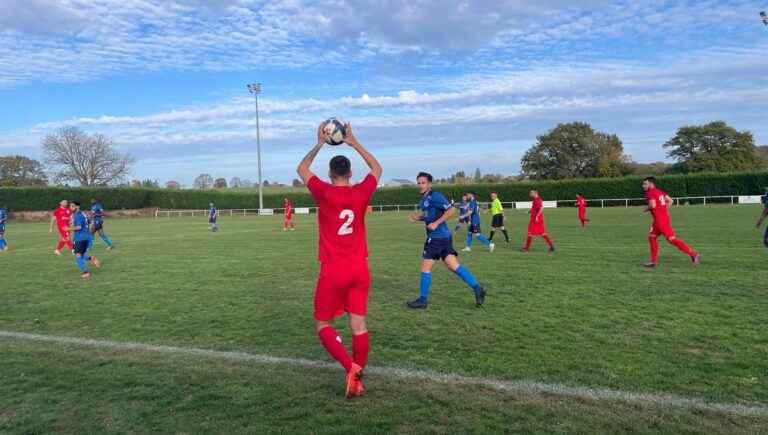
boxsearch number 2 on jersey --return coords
[338,209,355,235]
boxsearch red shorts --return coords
[314,260,370,321]
[578,209,586,219]
[649,221,675,238]
[285,213,292,220]
[57,227,70,239]
[528,219,547,236]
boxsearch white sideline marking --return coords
[2,330,767,417]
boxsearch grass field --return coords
[1,205,767,434]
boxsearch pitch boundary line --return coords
[2,329,766,417]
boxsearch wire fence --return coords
[154,195,764,218]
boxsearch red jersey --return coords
[576,196,587,210]
[307,174,377,263]
[530,197,543,220]
[645,188,671,224]
[53,207,72,228]
[284,202,293,218]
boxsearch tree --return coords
[230,176,243,188]
[165,180,180,189]
[194,173,213,190]
[663,121,764,173]
[214,177,228,189]
[292,178,304,187]
[0,155,48,186]
[521,122,631,180]
[141,179,159,188]
[241,179,253,188]
[41,127,134,186]
[473,168,482,182]
[130,179,142,188]
[755,145,768,165]
[628,161,672,176]
[263,180,270,187]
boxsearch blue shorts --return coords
[0,224,5,234]
[209,217,217,224]
[422,237,458,261]
[74,239,92,255]
[469,223,481,234]
[92,220,103,231]
[764,226,768,248]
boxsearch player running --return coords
[90,198,114,249]
[755,187,768,248]
[297,121,381,399]
[283,198,295,231]
[576,193,589,227]
[642,177,700,267]
[67,201,100,279]
[453,194,470,234]
[407,172,486,310]
[208,203,219,232]
[522,190,555,252]
[463,192,494,252]
[488,192,510,244]
[0,205,8,251]
[49,199,74,255]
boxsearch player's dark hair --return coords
[416,172,433,182]
[643,176,657,184]
[72,200,81,207]
[329,155,351,178]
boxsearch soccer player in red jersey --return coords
[283,198,295,231]
[522,190,555,252]
[576,193,589,227]
[297,121,382,399]
[642,177,700,267]
[49,199,74,255]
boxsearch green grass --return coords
[1,206,767,434]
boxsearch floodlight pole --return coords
[248,83,264,210]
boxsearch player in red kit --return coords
[49,199,74,255]
[283,198,295,231]
[642,177,700,267]
[297,121,382,399]
[576,193,589,227]
[522,190,555,252]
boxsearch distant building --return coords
[385,178,415,187]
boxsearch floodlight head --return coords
[247,83,262,94]
[761,11,768,25]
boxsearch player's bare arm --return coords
[344,123,382,181]
[296,123,329,184]
[645,199,656,213]
[428,207,455,231]
[757,208,768,228]
[409,212,424,223]
[49,215,55,233]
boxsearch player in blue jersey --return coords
[756,187,768,248]
[90,198,114,250]
[0,205,8,251]
[68,201,100,279]
[453,194,470,234]
[462,192,494,252]
[407,172,486,309]
[209,203,219,232]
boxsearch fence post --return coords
[703,197,707,206]
[625,199,628,207]
[601,199,604,208]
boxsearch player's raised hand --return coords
[426,222,439,231]
[344,123,360,147]
[316,121,330,145]
[408,213,422,223]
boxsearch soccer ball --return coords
[323,118,347,146]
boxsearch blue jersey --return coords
[419,190,452,239]
[0,208,6,225]
[72,211,93,242]
[469,199,481,225]
[458,200,470,218]
[762,194,768,208]
[209,207,217,220]
[91,202,104,222]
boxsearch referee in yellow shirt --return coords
[489,192,510,244]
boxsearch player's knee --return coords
[315,320,332,333]
[349,316,367,334]
[667,236,676,241]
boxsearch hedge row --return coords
[1,171,766,212]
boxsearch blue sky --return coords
[1,0,766,186]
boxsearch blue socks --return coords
[419,272,432,300]
[455,265,481,292]
[0,239,6,250]
[75,256,88,273]
[477,234,491,247]
[100,234,113,247]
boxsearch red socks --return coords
[352,332,370,369]
[649,236,659,263]
[542,235,554,247]
[670,239,695,257]
[318,327,352,372]
[524,236,532,249]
